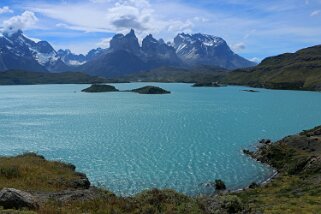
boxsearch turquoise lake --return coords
[1,83,321,196]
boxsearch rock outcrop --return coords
[0,188,39,209]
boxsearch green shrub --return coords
[221,195,243,213]
[0,166,20,179]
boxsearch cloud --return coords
[250,57,261,63]
[0,6,13,14]
[97,37,112,48]
[26,0,196,38]
[232,42,246,52]
[2,11,38,35]
[90,0,110,3]
[107,1,151,31]
[310,10,321,16]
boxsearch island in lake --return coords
[192,82,222,87]
[131,86,171,94]
[82,85,171,94]
[81,84,119,93]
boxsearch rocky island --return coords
[1,126,320,213]
[81,84,119,93]
[131,86,171,94]
[242,89,259,93]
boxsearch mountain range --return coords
[0,29,255,77]
[123,45,321,91]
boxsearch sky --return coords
[0,0,321,62]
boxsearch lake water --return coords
[0,83,321,196]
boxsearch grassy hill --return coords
[222,45,321,91]
[121,66,227,83]
[0,70,108,85]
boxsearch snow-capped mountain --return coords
[173,33,256,69]
[57,48,106,66]
[57,49,87,66]
[79,30,182,77]
[86,48,105,61]
[0,29,255,77]
[0,30,69,72]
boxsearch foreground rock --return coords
[0,188,39,209]
[131,86,170,94]
[82,84,119,93]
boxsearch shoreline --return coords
[1,81,321,92]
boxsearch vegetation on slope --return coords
[0,153,90,192]
[121,66,227,83]
[0,70,107,85]
[222,45,321,91]
[237,126,321,213]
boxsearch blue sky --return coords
[0,0,321,62]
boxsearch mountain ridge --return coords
[0,29,255,77]
[221,45,321,90]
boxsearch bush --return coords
[221,195,243,213]
[0,166,21,179]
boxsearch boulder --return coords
[0,188,38,209]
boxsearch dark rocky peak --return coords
[3,29,23,39]
[142,34,176,55]
[2,30,35,48]
[35,41,56,54]
[57,49,72,55]
[86,48,105,61]
[142,34,158,49]
[110,29,140,53]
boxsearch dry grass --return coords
[0,153,85,192]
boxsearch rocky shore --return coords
[1,126,321,213]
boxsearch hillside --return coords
[121,66,228,83]
[222,45,321,91]
[0,70,107,85]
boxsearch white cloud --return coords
[90,0,111,3]
[250,57,261,63]
[26,0,196,39]
[310,10,321,16]
[0,6,13,14]
[97,37,112,48]
[232,42,246,52]
[2,11,38,35]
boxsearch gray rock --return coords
[0,188,38,209]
